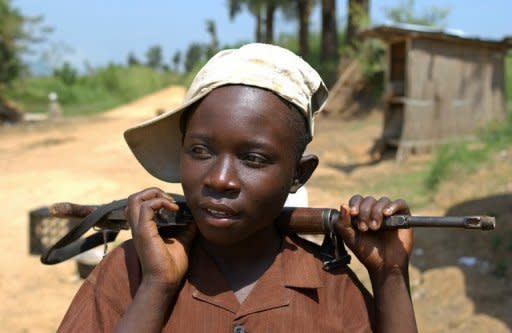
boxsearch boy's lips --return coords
[205,208,233,218]
[198,201,240,224]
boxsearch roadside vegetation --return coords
[3,65,183,116]
[425,113,512,191]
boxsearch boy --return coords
[58,43,417,332]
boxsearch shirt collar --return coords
[189,235,323,301]
[186,234,324,316]
[280,234,324,289]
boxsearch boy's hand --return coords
[334,195,413,277]
[125,187,197,290]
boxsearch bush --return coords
[53,62,78,85]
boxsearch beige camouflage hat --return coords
[124,43,328,183]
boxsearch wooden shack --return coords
[362,23,510,161]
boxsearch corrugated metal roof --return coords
[363,22,510,47]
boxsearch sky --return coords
[13,0,512,72]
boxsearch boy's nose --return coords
[204,155,240,194]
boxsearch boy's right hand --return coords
[335,195,413,278]
[125,187,197,290]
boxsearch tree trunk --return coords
[297,0,312,57]
[346,0,369,50]
[265,3,275,43]
[255,8,263,42]
[321,0,338,61]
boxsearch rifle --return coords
[40,195,495,271]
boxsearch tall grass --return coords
[425,112,512,191]
[4,65,183,116]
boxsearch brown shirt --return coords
[58,235,375,332]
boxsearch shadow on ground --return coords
[327,149,397,174]
[412,193,512,330]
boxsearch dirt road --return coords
[1,86,186,332]
[1,86,510,332]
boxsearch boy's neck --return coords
[199,225,282,267]
[199,225,282,302]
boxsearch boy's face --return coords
[180,85,301,245]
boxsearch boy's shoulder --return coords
[281,233,363,281]
[285,233,346,269]
[75,240,141,314]
[280,233,373,306]
[285,233,326,259]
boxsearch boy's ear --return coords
[290,154,319,193]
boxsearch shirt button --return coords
[233,324,245,333]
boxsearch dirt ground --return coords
[1,86,510,332]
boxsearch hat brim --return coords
[123,91,209,183]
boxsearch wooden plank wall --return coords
[401,39,436,147]
[399,38,506,152]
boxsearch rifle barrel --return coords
[379,214,496,230]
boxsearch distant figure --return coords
[48,92,62,118]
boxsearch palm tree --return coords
[296,0,313,57]
[320,0,338,61]
[229,0,291,44]
[265,1,276,43]
[346,0,369,51]
[205,19,219,57]
[228,0,265,42]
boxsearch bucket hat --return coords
[124,43,328,182]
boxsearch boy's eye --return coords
[243,153,269,167]
[189,145,211,158]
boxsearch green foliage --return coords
[425,112,512,191]
[348,0,369,27]
[363,169,432,209]
[229,0,305,43]
[383,0,450,27]
[184,43,206,73]
[171,51,181,72]
[127,52,140,66]
[4,65,183,115]
[0,0,49,85]
[341,38,385,80]
[425,143,487,191]
[52,61,78,85]
[205,20,219,58]
[346,0,370,49]
[145,45,163,70]
[0,0,24,83]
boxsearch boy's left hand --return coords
[335,195,413,278]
